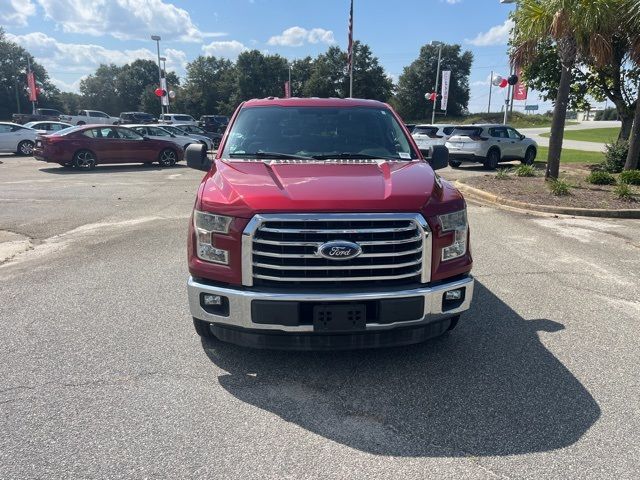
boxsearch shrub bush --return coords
[600,141,628,173]
[548,178,571,196]
[495,168,511,179]
[586,171,616,185]
[613,183,633,200]
[514,164,536,177]
[619,169,640,185]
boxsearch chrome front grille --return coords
[242,214,431,287]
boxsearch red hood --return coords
[198,160,437,218]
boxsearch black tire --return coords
[447,315,460,331]
[522,147,536,165]
[73,149,96,170]
[193,318,215,338]
[158,148,177,167]
[483,148,500,170]
[449,160,462,168]
[17,140,34,156]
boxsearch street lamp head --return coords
[151,35,161,41]
[159,57,166,62]
[431,41,444,46]
[500,0,517,3]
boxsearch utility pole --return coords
[488,70,493,114]
[151,35,163,115]
[431,41,443,124]
[160,56,168,113]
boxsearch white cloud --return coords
[35,0,225,42]
[6,32,188,90]
[467,19,514,46]
[201,40,247,58]
[444,0,461,4]
[471,74,494,87]
[267,26,335,47]
[0,0,36,26]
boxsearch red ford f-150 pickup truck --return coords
[185,97,473,349]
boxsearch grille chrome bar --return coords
[253,258,422,271]
[253,247,423,259]
[241,213,432,287]
[253,270,423,282]
[258,225,416,234]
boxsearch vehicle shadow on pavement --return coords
[200,281,600,457]
[38,164,188,174]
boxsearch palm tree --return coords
[512,0,618,179]
[622,0,640,170]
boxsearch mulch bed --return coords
[463,164,640,210]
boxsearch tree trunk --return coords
[618,110,634,143]
[546,64,572,180]
[624,94,640,170]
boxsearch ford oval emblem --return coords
[317,241,363,261]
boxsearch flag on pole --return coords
[440,70,451,111]
[27,71,37,102]
[347,0,354,72]
[513,67,528,101]
[284,80,291,98]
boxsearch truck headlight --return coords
[194,211,232,264]
[438,209,468,261]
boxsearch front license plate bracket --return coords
[313,303,366,332]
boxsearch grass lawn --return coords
[539,127,619,143]
[535,146,604,164]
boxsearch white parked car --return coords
[60,110,120,126]
[445,124,538,169]
[158,113,198,126]
[411,124,457,157]
[0,122,38,155]
[158,124,214,150]
[24,121,73,134]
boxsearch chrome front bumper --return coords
[188,275,474,333]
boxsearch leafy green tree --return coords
[512,0,618,179]
[621,0,640,170]
[0,28,61,119]
[351,42,394,101]
[303,46,347,98]
[393,43,473,121]
[231,50,289,106]
[290,56,313,97]
[175,56,236,116]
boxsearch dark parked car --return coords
[173,123,223,148]
[12,108,64,124]
[199,115,229,133]
[33,125,182,170]
[118,112,156,125]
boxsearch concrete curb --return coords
[454,181,640,219]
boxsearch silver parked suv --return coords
[445,124,538,169]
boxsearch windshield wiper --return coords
[311,152,404,160]
[229,151,313,160]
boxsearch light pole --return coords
[151,35,162,115]
[500,0,517,124]
[288,64,292,96]
[160,56,168,113]
[431,41,443,124]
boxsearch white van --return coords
[158,113,198,126]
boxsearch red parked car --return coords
[33,125,183,170]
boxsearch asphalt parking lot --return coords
[1,154,639,479]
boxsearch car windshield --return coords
[451,127,483,137]
[50,126,83,136]
[413,126,439,137]
[162,125,182,135]
[222,106,418,161]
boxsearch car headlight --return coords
[194,211,232,264]
[438,209,468,261]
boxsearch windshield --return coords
[222,106,418,160]
[413,126,439,136]
[50,126,83,136]
[451,127,483,137]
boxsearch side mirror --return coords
[520,134,525,140]
[426,145,448,170]
[186,143,211,171]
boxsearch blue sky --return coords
[1,0,567,114]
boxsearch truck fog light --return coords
[203,294,222,306]
[445,289,462,300]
